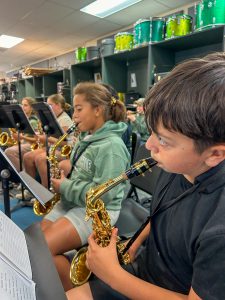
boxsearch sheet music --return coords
[0,211,32,279]
[0,257,36,300]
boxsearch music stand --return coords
[0,148,54,218]
[2,104,35,135]
[0,105,14,130]
[32,102,64,138]
[2,104,36,210]
[2,104,35,170]
[25,223,67,300]
[0,150,20,218]
[32,102,64,188]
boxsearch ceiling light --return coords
[81,0,142,18]
[0,35,24,48]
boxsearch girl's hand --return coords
[86,227,122,285]
[51,170,66,193]
[127,114,136,122]
[37,134,46,144]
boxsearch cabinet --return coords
[102,46,149,97]
[70,25,225,99]
[149,25,225,85]
[2,25,225,104]
[2,68,71,104]
[70,58,101,98]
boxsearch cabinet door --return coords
[102,46,149,97]
[149,25,225,85]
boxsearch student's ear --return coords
[94,105,103,117]
[205,145,225,167]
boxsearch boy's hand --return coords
[86,227,122,284]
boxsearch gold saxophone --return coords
[33,122,77,216]
[30,121,44,151]
[60,126,80,159]
[0,128,18,147]
[70,157,157,286]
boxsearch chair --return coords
[115,144,161,237]
[127,143,160,201]
[130,132,141,165]
[116,198,150,238]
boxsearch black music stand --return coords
[2,104,36,211]
[32,102,64,189]
[0,105,14,131]
[0,148,54,218]
[2,104,35,170]
[0,150,20,218]
[25,223,67,300]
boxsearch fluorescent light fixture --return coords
[81,0,142,18]
[0,35,24,48]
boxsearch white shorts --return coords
[44,202,120,245]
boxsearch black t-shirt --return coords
[135,160,225,299]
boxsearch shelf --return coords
[7,25,225,103]
[73,58,101,68]
[104,45,149,62]
[153,25,225,51]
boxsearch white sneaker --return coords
[16,183,22,191]
[30,198,36,204]
[15,189,32,200]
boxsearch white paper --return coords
[0,257,36,300]
[131,73,137,88]
[0,211,32,279]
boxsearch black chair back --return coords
[130,144,160,195]
[131,132,141,165]
[116,144,161,237]
[116,198,149,237]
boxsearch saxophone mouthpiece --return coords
[125,157,157,180]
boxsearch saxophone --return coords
[60,126,80,158]
[70,157,157,286]
[0,128,17,147]
[30,120,44,151]
[33,122,77,216]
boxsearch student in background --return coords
[5,97,39,172]
[101,83,132,152]
[127,98,149,143]
[16,94,73,199]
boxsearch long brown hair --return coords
[73,82,126,123]
[22,96,36,115]
[47,94,71,112]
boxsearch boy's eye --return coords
[158,136,167,146]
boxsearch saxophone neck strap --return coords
[67,143,91,178]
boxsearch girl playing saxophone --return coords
[40,82,130,291]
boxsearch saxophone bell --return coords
[0,128,17,147]
[70,246,91,286]
[33,194,60,216]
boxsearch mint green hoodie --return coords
[60,121,130,211]
[131,114,149,142]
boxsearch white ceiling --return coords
[0,0,195,73]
